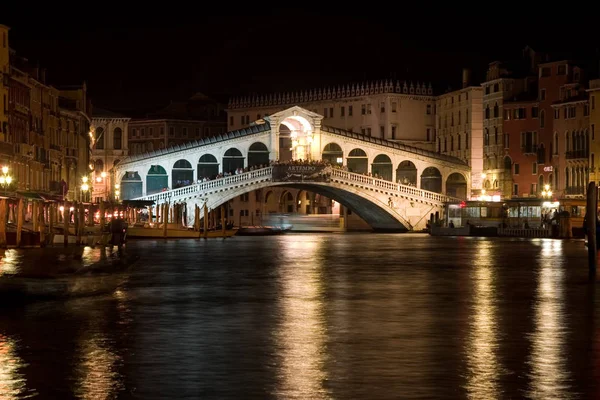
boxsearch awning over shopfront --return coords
[17,191,46,201]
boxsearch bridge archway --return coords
[420,167,442,193]
[121,171,142,200]
[280,191,295,213]
[223,148,244,173]
[322,143,343,166]
[279,113,314,161]
[172,159,193,188]
[446,172,467,199]
[372,154,393,181]
[396,160,417,185]
[347,148,368,174]
[248,142,269,167]
[147,165,168,194]
[198,154,219,180]
[265,190,277,213]
[278,125,293,162]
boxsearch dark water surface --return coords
[0,234,599,399]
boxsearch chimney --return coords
[40,68,46,84]
[462,68,471,88]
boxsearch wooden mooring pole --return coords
[587,181,597,278]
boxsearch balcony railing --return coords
[565,186,585,195]
[565,150,589,160]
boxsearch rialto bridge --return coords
[113,106,471,231]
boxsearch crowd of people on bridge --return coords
[162,157,421,192]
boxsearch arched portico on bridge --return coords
[114,106,470,202]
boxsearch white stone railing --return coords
[136,166,459,206]
[329,169,458,204]
[138,167,273,202]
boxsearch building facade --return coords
[435,73,483,195]
[91,108,130,202]
[481,55,537,199]
[588,79,600,190]
[227,80,436,147]
[0,25,92,201]
[128,92,227,156]
[0,25,8,148]
[551,78,589,198]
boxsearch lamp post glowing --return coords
[541,184,553,199]
[114,183,120,201]
[81,176,90,202]
[0,166,13,193]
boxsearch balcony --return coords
[565,186,585,195]
[50,143,61,151]
[521,145,538,154]
[565,150,588,160]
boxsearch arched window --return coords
[494,127,498,144]
[485,106,490,119]
[565,132,570,152]
[484,128,489,146]
[493,103,499,118]
[553,132,558,155]
[113,127,122,149]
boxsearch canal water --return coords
[0,234,598,399]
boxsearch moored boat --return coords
[236,225,293,236]
[126,226,238,238]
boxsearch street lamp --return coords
[0,166,13,193]
[81,176,90,202]
[541,184,553,199]
[114,183,120,201]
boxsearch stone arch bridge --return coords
[114,106,470,231]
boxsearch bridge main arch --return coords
[195,180,425,232]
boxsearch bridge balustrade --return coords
[138,166,458,205]
[330,169,456,203]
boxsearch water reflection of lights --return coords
[74,332,122,400]
[275,236,329,399]
[0,250,22,276]
[0,334,30,398]
[465,242,500,399]
[527,247,571,399]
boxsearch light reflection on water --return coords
[0,235,597,398]
[71,295,127,400]
[0,250,22,276]
[527,239,573,399]
[0,334,32,399]
[464,241,500,399]
[275,237,329,399]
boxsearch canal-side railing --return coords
[136,166,459,206]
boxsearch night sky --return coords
[3,9,599,114]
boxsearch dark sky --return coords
[3,8,599,113]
